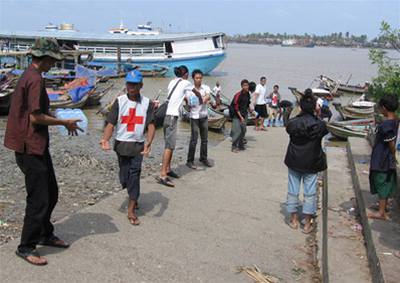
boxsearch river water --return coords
[85,43,382,142]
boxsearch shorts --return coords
[254,104,268,118]
[369,171,397,199]
[269,106,279,119]
[163,115,178,150]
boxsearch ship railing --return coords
[8,43,30,51]
[76,46,165,56]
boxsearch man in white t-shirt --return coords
[253,76,268,131]
[212,81,222,109]
[157,65,203,187]
[185,69,212,169]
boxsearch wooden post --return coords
[117,47,121,73]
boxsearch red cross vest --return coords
[116,95,149,143]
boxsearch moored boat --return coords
[86,83,114,107]
[180,104,227,131]
[332,102,375,120]
[327,123,369,140]
[319,75,367,96]
[49,92,90,109]
[330,118,375,127]
[0,25,227,76]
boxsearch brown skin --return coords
[368,105,398,220]
[100,82,155,223]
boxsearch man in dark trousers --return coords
[4,38,81,265]
[231,80,251,152]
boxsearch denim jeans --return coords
[286,168,317,215]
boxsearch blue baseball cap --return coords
[125,69,143,83]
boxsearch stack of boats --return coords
[288,75,376,140]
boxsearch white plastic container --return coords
[55,108,88,135]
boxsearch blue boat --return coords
[0,24,227,76]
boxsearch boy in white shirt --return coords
[253,76,268,131]
[185,69,212,169]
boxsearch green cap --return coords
[29,37,63,61]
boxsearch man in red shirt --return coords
[4,38,81,266]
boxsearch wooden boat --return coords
[332,102,375,120]
[320,75,367,96]
[180,105,227,131]
[288,86,333,99]
[351,100,375,108]
[140,68,168,77]
[330,118,374,127]
[86,83,114,106]
[49,91,90,109]
[209,90,230,109]
[327,123,369,140]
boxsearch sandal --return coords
[286,220,299,230]
[301,223,315,234]
[15,249,48,266]
[39,235,70,248]
[127,215,141,226]
[167,171,180,179]
[155,176,175,187]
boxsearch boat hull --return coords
[88,52,226,76]
[327,123,368,140]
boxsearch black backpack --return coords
[228,93,239,118]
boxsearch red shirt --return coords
[4,65,50,155]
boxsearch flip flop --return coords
[301,223,315,234]
[156,176,175,187]
[167,171,180,179]
[39,235,69,248]
[15,249,48,266]
[127,215,141,226]
[286,220,299,230]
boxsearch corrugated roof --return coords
[0,30,225,43]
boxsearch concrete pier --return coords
[0,128,317,282]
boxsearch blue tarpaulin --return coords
[75,64,97,85]
[68,85,94,103]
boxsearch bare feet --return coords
[288,213,299,230]
[288,220,299,230]
[394,251,400,259]
[367,211,390,220]
[302,221,315,234]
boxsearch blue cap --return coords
[125,69,143,83]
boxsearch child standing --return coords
[368,94,399,220]
[100,70,156,225]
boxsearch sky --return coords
[0,0,399,38]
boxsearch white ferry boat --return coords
[0,23,226,76]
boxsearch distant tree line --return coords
[227,31,394,48]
